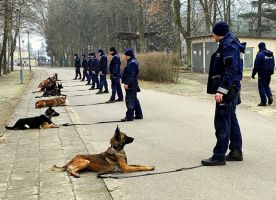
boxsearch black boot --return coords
[96,90,103,94]
[258,102,267,106]
[201,157,226,166]
[89,84,95,90]
[103,89,109,93]
[268,96,273,105]
[106,99,115,103]
[226,150,243,161]
[121,117,133,122]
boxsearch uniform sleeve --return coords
[217,45,239,94]
[99,56,107,73]
[123,62,137,86]
[252,53,263,77]
[112,57,120,77]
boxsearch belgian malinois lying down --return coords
[35,96,66,108]
[5,107,60,130]
[52,126,155,178]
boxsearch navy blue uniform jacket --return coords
[99,55,108,74]
[207,32,246,95]
[122,58,139,89]
[109,54,121,78]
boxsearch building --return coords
[13,47,38,67]
[189,35,276,73]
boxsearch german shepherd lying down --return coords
[5,107,60,130]
[52,126,155,178]
[38,75,57,91]
[42,83,63,97]
[35,96,66,108]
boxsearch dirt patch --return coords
[140,70,276,118]
[0,70,31,136]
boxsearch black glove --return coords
[251,74,255,79]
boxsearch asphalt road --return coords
[44,67,276,200]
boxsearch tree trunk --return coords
[257,0,262,37]
[136,0,146,53]
[0,0,10,76]
[173,0,192,67]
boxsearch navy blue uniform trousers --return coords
[213,94,242,160]
[82,68,88,81]
[110,77,123,101]
[125,88,143,120]
[75,68,81,77]
[258,76,272,103]
[99,74,108,90]
[91,73,99,88]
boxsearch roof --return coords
[188,34,276,40]
[108,31,157,41]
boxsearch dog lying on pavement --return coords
[35,96,66,108]
[42,83,63,97]
[5,107,60,130]
[38,75,57,91]
[52,126,155,178]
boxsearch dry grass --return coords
[0,70,31,136]
[108,52,181,83]
[136,52,181,83]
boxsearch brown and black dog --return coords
[5,107,60,130]
[38,75,57,91]
[35,96,66,108]
[52,126,155,178]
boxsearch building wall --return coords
[240,38,276,66]
[191,35,276,72]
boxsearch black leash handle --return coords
[97,165,203,179]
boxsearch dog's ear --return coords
[115,125,120,140]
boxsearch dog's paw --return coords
[148,166,155,171]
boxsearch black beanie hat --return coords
[124,48,135,58]
[109,47,116,52]
[258,42,266,50]
[212,21,229,36]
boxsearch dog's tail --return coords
[51,164,67,172]
[5,126,15,130]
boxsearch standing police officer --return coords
[252,42,275,106]
[106,47,123,103]
[86,53,93,85]
[73,54,81,80]
[202,21,246,166]
[96,49,109,94]
[89,52,100,90]
[121,49,143,122]
[81,54,88,81]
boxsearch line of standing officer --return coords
[81,54,88,82]
[89,53,100,90]
[202,21,245,166]
[73,54,82,80]
[252,42,275,106]
[106,47,124,103]
[96,49,109,94]
[121,49,143,122]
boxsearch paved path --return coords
[0,69,111,200]
[2,67,276,200]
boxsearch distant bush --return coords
[136,52,181,83]
[108,52,181,83]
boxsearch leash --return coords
[64,102,107,107]
[97,165,204,179]
[62,85,90,87]
[61,120,123,126]
[62,89,90,92]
